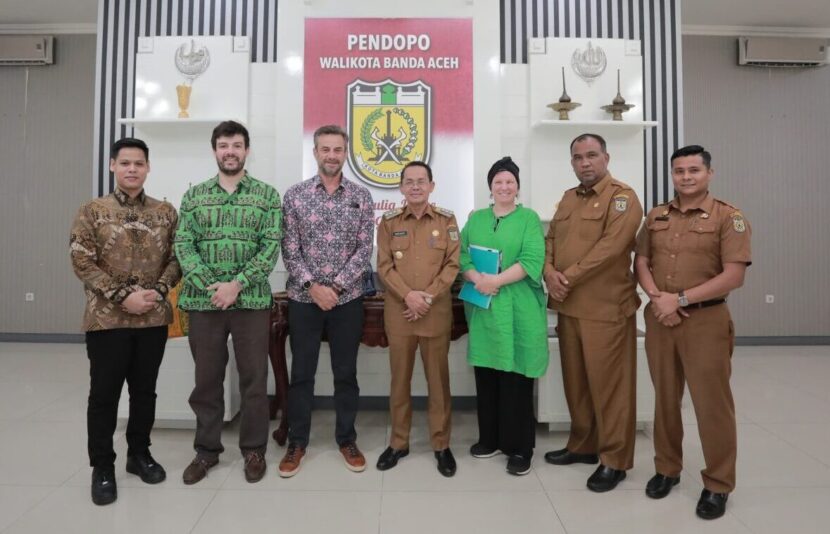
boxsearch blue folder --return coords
[459,245,502,309]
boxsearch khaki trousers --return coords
[645,303,736,493]
[387,333,452,451]
[557,313,637,470]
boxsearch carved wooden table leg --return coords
[268,299,290,446]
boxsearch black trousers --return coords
[287,297,363,448]
[474,366,536,458]
[188,309,271,458]
[86,326,168,468]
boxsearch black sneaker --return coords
[506,455,532,476]
[469,442,500,458]
[126,451,167,484]
[91,466,117,505]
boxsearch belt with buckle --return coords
[683,298,726,310]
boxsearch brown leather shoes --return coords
[339,441,366,472]
[182,456,218,485]
[243,451,266,483]
[278,443,306,478]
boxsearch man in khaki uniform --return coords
[543,133,643,492]
[635,145,751,520]
[376,161,461,477]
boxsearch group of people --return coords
[71,122,750,522]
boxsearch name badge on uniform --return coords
[614,194,629,212]
[392,231,408,237]
[731,212,746,233]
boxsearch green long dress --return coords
[460,205,549,378]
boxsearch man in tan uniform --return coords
[376,161,461,477]
[635,145,751,520]
[543,133,643,492]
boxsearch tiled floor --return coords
[1,343,829,533]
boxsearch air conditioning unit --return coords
[0,35,54,66]
[738,37,827,67]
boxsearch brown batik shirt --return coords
[70,188,181,331]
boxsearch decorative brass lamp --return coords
[601,69,635,121]
[548,67,581,120]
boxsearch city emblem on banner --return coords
[346,79,432,188]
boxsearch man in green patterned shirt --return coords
[175,121,281,484]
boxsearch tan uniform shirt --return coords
[70,188,181,331]
[377,204,461,337]
[545,173,643,322]
[636,193,752,295]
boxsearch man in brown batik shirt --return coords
[71,137,180,505]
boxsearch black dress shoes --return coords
[645,473,680,499]
[126,451,167,484]
[544,447,599,465]
[696,489,728,520]
[91,466,117,505]
[586,464,627,492]
[376,446,409,471]
[435,448,457,477]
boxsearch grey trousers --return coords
[188,309,270,458]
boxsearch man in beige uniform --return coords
[635,145,751,520]
[376,161,461,477]
[543,133,643,492]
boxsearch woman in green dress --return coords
[460,156,549,476]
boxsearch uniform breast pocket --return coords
[690,222,718,252]
[551,209,572,243]
[647,220,671,250]
[578,209,606,242]
[391,236,410,262]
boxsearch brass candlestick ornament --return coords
[601,69,635,121]
[548,67,581,120]
[174,39,211,118]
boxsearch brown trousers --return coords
[557,313,637,470]
[388,333,452,451]
[645,303,736,493]
[188,309,271,458]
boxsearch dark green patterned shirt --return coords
[174,174,282,311]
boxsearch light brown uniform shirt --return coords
[377,204,461,337]
[70,188,181,332]
[635,193,752,296]
[545,173,643,322]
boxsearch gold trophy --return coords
[174,39,210,118]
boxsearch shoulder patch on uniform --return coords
[432,205,454,217]
[613,194,629,212]
[610,178,634,191]
[731,211,746,233]
[383,208,403,220]
[717,198,739,211]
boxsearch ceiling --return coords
[0,0,829,30]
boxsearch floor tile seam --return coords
[187,486,222,534]
[534,468,570,533]
[0,482,63,534]
[741,362,830,406]
[210,486,384,492]
[378,488,548,494]
[756,423,830,470]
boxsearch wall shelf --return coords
[533,119,658,129]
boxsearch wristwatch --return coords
[678,290,689,307]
